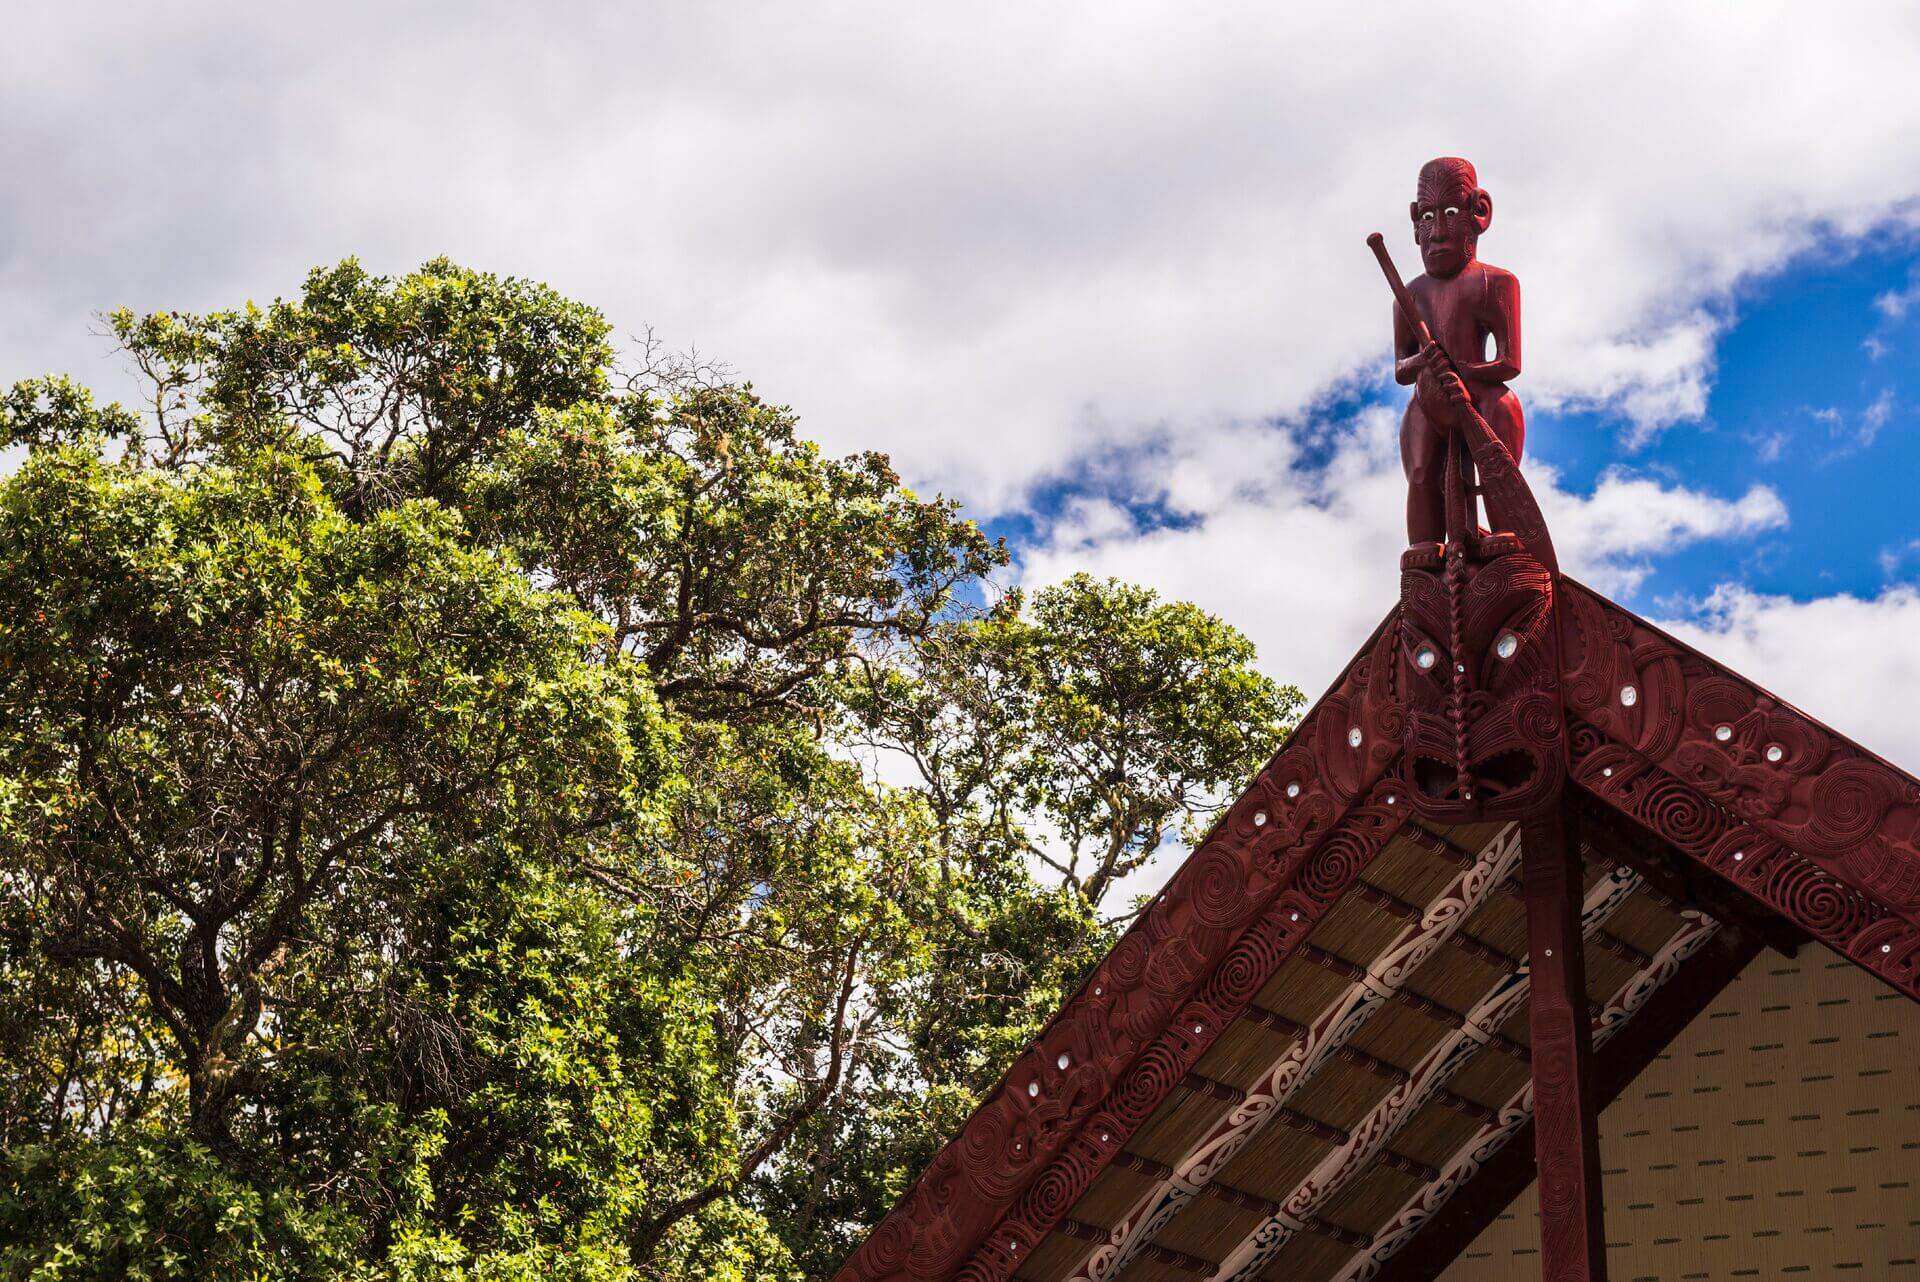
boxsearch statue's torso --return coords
[1411,261,1513,391]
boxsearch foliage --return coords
[844,574,1303,911]
[0,260,1301,1280]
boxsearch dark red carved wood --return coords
[1573,791,1810,960]
[833,618,1407,1282]
[1560,580,1920,937]
[1520,798,1608,1282]
[1569,723,1920,1002]
[1368,924,1766,1282]
[1371,179,1562,829]
[1395,533,1562,823]
[1386,158,1526,549]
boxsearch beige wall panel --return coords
[1436,944,1920,1280]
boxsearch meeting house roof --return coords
[834,579,1920,1282]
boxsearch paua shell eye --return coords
[1414,643,1438,671]
[1494,631,1519,660]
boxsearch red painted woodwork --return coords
[1395,532,1561,822]
[1560,582,1920,996]
[1520,799,1609,1281]
[1390,158,1525,548]
[1371,178,1561,828]
[1561,581,1920,931]
[1571,725,1920,1003]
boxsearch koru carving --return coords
[1370,158,1561,824]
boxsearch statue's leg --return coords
[1480,385,1525,464]
[1402,403,1445,545]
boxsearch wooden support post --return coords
[1367,924,1764,1282]
[1521,797,1609,1282]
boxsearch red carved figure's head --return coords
[1409,157,1492,279]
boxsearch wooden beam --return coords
[1200,863,1643,1281]
[1364,924,1764,1282]
[1520,797,1610,1281]
[1047,825,1526,1282]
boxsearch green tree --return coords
[0,259,1298,1281]
[846,574,1303,915]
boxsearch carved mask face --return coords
[1397,537,1564,820]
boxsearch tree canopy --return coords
[0,259,1302,1281]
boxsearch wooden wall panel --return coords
[1436,944,1920,1279]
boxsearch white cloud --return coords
[1862,387,1896,444]
[1540,466,1787,596]
[1017,409,1787,698]
[1874,267,1920,319]
[7,4,1920,506]
[1812,387,1897,459]
[1748,430,1789,464]
[1877,539,1920,578]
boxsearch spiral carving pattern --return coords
[1806,758,1892,852]
[1187,845,1254,929]
[1021,1160,1079,1223]
[958,1110,1030,1201]
[1577,719,1920,1006]
[1765,856,1873,939]
[1638,779,1725,849]
[1564,579,1920,925]
[1299,830,1372,903]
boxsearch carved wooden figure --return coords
[1394,156,1524,548]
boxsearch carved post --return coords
[1521,796,1609,1281]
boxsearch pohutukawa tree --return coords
[0,260,1298,1281]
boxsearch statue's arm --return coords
[1454,271,1521,383]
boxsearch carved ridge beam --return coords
[1057,824,1524,1282]
[1205,864,1643,1282]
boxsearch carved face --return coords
[1410,161,1491,280]
[1397,537,1564,820]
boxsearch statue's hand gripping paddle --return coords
[1366,232,1556,575]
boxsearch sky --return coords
[9,5,1920,888]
